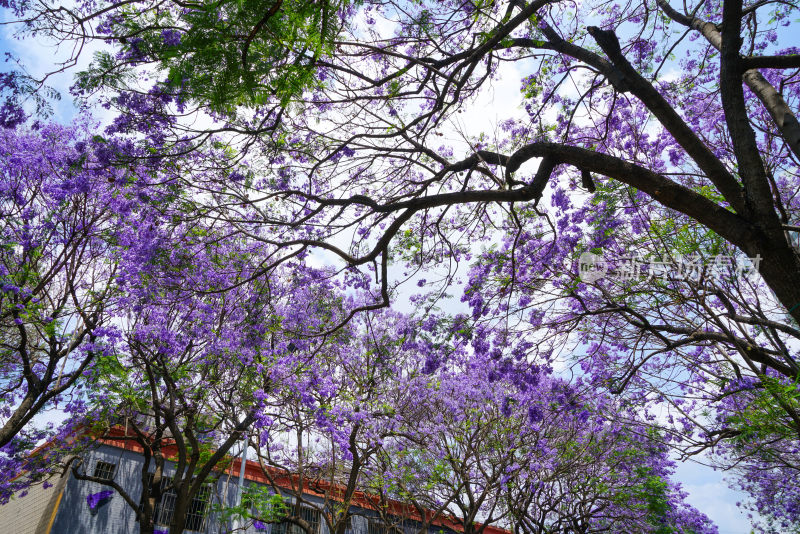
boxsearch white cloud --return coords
[675,461,757,534]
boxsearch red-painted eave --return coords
[97,428,510,534]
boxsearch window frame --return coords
[92,460,117,482]
[274,503,322,534]
[183,484,211,531]
[368,518,387,534]
[139,473,210,533]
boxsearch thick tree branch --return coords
[242,1,284,71]
[719,0,777,219]
[281,143,759,267]
[657,0,800,162]
[742,55,800,70]
[533,25,748,213]
[581,25,747,213]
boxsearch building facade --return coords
[0,439,504,534]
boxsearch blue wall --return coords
[49,444,452,534]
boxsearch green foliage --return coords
[215,484,289,525]
[635,468,679,534]
[392,228,423,263]
[0,70,61,118]
[78,0,357,114]
[727,377,800,444]
[649,216,726,257]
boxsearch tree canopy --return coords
[2,0,800,531]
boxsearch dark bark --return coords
[656,0,800,162]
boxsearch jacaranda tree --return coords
[2,0,800,529]
[66,162,370,534]
[373,348,718,534]
[0,122,127,502]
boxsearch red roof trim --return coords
[98,427,510,534]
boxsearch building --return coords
[0,431,509,534]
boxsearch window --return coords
[368,519,387,534]
[92,461,116,481]
[140,474,209,532]
[154,481,176,527]
[299,504,321,534]
[273,520,288,534]
[274,505,322,534]
[369,519,406,534]
[184,485,211,531]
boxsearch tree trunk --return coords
[749,238,800,331]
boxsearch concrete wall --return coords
[0,471,67,534]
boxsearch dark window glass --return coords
[184,484,211,531]
[92,461,116,481]
[139,474,208,533]
[273,521,288,534]
[154,479,176,527]
[368,519,386,534]
[275,504,321,534]
[299,505,321,534]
